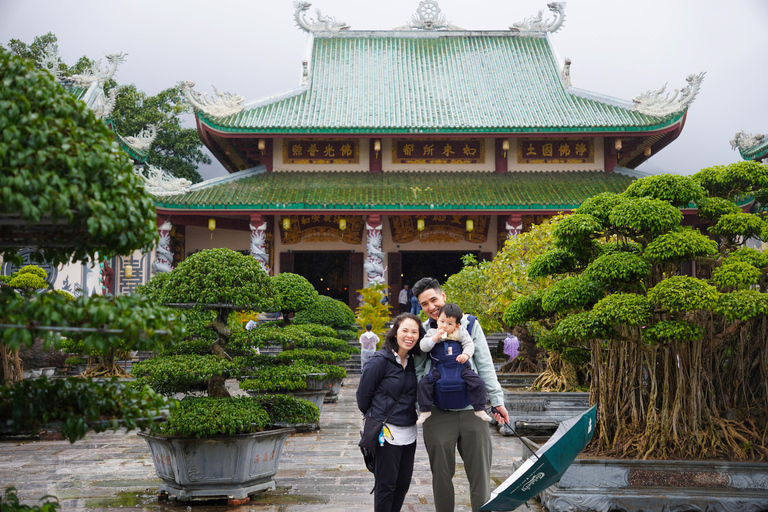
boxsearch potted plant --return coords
[132,250,321,502]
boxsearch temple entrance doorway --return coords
[400,251,478,290]
[291,252,351,304]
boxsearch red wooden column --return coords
[369,139,382,173]
[495,138,509,173]
[604,138,618,173]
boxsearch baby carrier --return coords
[427,315,476,410]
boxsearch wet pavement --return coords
[0,377,543,512]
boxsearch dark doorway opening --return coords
[292,252,350,303]
[400,251,478,290]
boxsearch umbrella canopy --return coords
[481,404,597,511]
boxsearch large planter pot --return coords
[306,375,343,403]
[139,428,294,501]
[496,373,539,388]
[245,389,329,431]
[40,367,56,377]
[502,390,590,435]
[534,457,768,512]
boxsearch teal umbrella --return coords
[481,404,597,511]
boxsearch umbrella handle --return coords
[491,406,540,461]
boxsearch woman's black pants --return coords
[374,440,416,512]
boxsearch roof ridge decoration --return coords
[39,44,63,79]
[510,1,566,34]
[123,124,158,153]
[180,81,244,118]
[70,52,127,88]
[632,72,705,118]
[730,131,765,151]
[392,1,464,31]
[92,84,121,119]
[293,1,350,33]
[134,165,192,196]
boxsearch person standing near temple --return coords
[359,323,379,369]
[412,277,509,512]
[398,284,410,314]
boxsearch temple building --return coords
[731,130,768,164]
[151,0,704,307]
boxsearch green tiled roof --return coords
[155,168,636,211]
[202,33,682,134]
[739,138,768,161]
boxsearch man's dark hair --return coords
[412,277,441,300]
[365,323,372,331]
[439,303,463,323]
[382,313,424,355]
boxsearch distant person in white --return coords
[359,323,379,369]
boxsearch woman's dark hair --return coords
[439,303,463,322]
[382,313,424,355]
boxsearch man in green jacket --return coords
[412,277,509,512]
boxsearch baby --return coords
[416,303,491,425]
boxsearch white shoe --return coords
[416,411,432,425]
[474,410,492,422]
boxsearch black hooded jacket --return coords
[356,348,418,427]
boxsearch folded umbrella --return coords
[481,404,597,511]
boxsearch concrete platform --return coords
[0,376,537,512]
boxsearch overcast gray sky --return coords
[2,0,767,180]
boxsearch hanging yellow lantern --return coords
[339,217,347,231]
[417,218,425,231]
[466,218,474,232]
[208,218,216,231]
[124,264,133,279]
[282,217,291,231]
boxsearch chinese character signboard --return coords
[517,138,594,164]
[392,139,485,164]
[390,215,489,243]
[283,139,360,164]
[280,215,364,245]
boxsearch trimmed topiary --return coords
[294,295,355,328]
[271,273,319,316]
[647,276,719,314]
[160,396,269,438]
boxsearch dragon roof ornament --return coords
[123,124,158,153]
[70,52,127,87]
[92,84,121,119]
[730,131,765,151]
[38,44,63,79]
[180,81,244,118]
[393,1,464,31]
[134,165,192,196]
[510,2,566,34]
[294,1,350,33]
[632,72,705,118]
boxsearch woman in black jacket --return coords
[357,313,424,512]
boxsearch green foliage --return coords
[715,290,768,321]
[112,84,210,183]
[132,355,239,395]
[63,356,86,366]
[336,328,358,340]
[159,248,273,309]
[552,214,602,251]
[541,276,603,314]
[709,213,765,243]
[286,335,351,352]
[642,227,718,263]
[1,486,59,512]
[591,293,652,327]
[576,192,625,226]
[239,361,347,391]
[294,295,355,328]
[647,276,719,314]
[693,161,768,203]
[0,377,174,442]
[527,249,578,278]
[160,397,269,438]
[443,254,493,329]
[271,273,319,315]
[642,320,703,344]
[275,349,350,364]
[696,197,740,222]
[723,247,765,268]
[0,49,158,267]
[502,293,544,327]
[251,394,320,426]
[609,197,683,239]
[712,261,762,289]
[7,273,48,292]
[623,174,704,207]
[355,283,391,338]
[599,241,642,256]
[546,311,608,344]
[583,253,650,286]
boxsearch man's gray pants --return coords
[422,406,492,512]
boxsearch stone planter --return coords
[28,369,42,379]
[139,428,294,501]
[496,372,539,388]
[306,375,343,403]
[245,389,329,431]
[502,390,590,435]
[535,457,768,512]
[40,367,56,377]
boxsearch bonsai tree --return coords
[503,166,768,460]
[0,48,184,508]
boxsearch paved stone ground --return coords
[0,377,543,512]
